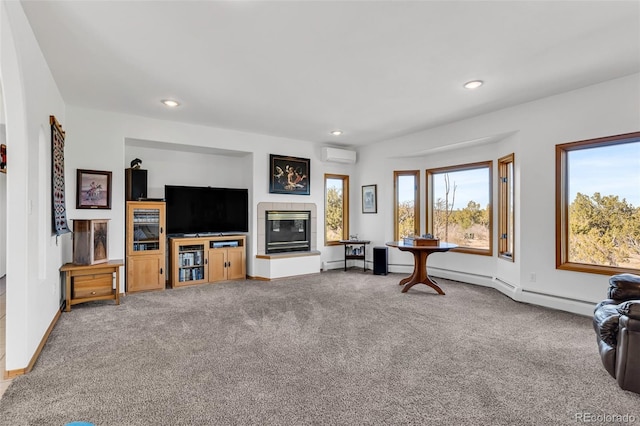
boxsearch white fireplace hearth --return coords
[254,202,321,279]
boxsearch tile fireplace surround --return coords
[255,202,320,279]
[257,202,317,255]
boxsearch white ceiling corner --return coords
[20,1,640,147]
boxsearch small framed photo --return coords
[76,169,112,209]
[269,154,310,195]
[362,184,377,214]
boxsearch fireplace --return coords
[256,202,319,279]
[266,210,311,254]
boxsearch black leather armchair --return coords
[593,273,640,394]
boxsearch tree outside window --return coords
[427,161,492,256]
[325,174,349,245]
[394,170,420,241]
[556,133,640,274]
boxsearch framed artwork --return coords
[76,169,112,209]
[269,154,310,195]
[0,144,6,173]
[362,184,377,213]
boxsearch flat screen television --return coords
[165,185,249,235]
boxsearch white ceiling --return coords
[21,1,640,147]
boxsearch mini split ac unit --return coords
[321,147,356,164]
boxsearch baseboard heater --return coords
[521,289,595,306]
[494,277,517,290]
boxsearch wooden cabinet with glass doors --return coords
[126,201,166,292]
[170,239,207,287]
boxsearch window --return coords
[498,154,515,261]
[394,170,420,241]
[325,174,349,245]
[427,161,493,255]
[556,132,640,275]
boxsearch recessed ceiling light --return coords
[330,130,343,136]
[161,99,180,107]
[463,80,484,89]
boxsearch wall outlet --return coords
[529,272,537,282]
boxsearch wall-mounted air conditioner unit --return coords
[321,147,356,164]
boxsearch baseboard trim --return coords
[429,267,494,288]
[323,259,374,271]
[4,307,62,379]
[4,367,26,380]
[407,265,595,317]
[519,289,594,317]
[247,275,270,281]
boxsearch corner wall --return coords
[1,1,67,372]
[356,73,640,315]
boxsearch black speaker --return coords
[125,168,148,201]
[373,246,388,275]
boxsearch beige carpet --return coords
[0,271,638,425]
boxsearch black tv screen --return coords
[165,185,249,235]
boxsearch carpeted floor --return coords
[0,271,638,425]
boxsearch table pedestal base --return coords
[398,250,445,294]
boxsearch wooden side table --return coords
[60,259,123,311]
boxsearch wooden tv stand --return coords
[169,235,246,288]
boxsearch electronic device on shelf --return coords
[211,241,239,248]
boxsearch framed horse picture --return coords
[76,169,112,209]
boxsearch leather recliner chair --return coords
[593,273,640,394]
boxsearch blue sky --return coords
[396,140,639,210]
[397,169,490,209]
[431,168,490,208]
[326,178,343,191]
[568,141,640,207]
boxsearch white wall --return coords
[65,107,355,279]
[357,73,640,315]
[125,141,254,197]
[1,1,67,372]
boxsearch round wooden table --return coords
[385,241,458,294]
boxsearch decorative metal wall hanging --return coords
[51,115,71,235]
